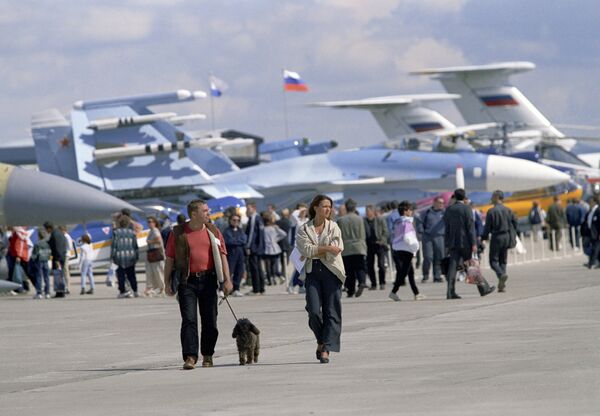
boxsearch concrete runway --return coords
[1,254,599,415]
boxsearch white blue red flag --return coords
[210,75,229,97]
[283,69,308,92]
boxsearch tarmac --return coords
[0,253,599,415]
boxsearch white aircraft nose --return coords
[486,155,570,191]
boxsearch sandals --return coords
[319,351,330,364]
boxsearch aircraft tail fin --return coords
[411,62,564,138]
[311,94,458,139]
[31,109,80,181]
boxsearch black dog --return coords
[232,318,260,365]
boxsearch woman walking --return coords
[389,201,424,301]
[144,216,165,297]
[296,195,345,364]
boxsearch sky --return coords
[2,0,600,149]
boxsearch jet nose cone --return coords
[486,155,570,191]
[0,165,139,225]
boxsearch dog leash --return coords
[219,295,239,322]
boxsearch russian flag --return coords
[283,69,309,92]
[210,75,228,97]
[479,94,518,107]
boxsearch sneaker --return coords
[45,293,51,299]
[10,290,19,296]
[86,288,94,295]
[298,287,306,294]
[389,292,401,302]
[80,288,85,295]
[246,291,259,296]
[183,356,196,370]
[133,291,140,298]
[117,291,132,299]
[369,286,377,291]
[202,356,213,367]
[106,280,114,287]
[33,293,43,299]
[232,290,244,297]
[379,284,385,290]
[414,293,426,301]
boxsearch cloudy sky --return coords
[1,0,600,148]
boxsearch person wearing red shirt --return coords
[165,200,232,370]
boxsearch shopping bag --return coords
[11,263,24,285]
[464,256,484,285]
[514,236,526,255]
[53,268,65,293]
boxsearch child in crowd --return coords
[79,234,95,295]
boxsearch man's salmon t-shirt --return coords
[166,224,227,273]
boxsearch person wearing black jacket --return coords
[582,196,600,268]
[443,189,495,299]
[482,190,517,293]
[245,201,265,294]
[44,221,68,297]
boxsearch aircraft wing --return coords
[198,183,264,199]
[310,93,460,109]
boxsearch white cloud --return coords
[403,0,468,14]
[315,0,401,22]
[79,7,155,42]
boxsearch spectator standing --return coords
[337,199,367,298]
[30,228,52,299]
[364,205,389,290]
[144,216,165,297]
[224,213,247,297]
[45,222,68,297]
[58,225,73,294]
[419,197,446,283]
[566,199,584,249]
[546,196,567,250]
[262,212,287,285]
[528,201,546,242]
[111,215,139,298]
[7,226,31,293]
[245,201,265,295]
[79,234,95,295]
[276,208,293,282]
[582,196,600,268]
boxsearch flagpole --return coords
[209,74,215,132]
[282,69,289,138]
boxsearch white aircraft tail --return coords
[311,94,458,139]
[412,62,563,138]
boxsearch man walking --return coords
[582,196,600,268]
[165,199,232,370]
[364,205,389,290]
[443,189,495,299]
[419,197,445,283]
[337,199,368,297]
[245,201,265,295]
[482,190,517,293]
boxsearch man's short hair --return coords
[43,221,54,230]
[121,208,132,217]
[187,199,207,218]
[345,198,357,213]
[453,188,466,201]
[493,190,504,201]
[246,200,257,208]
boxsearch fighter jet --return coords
[0,162,138,226]
[200,147,570,207]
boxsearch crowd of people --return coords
[3,191,595,304]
